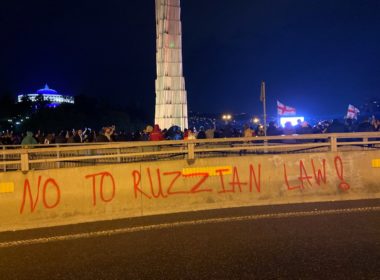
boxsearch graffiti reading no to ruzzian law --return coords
[19,156,350,214]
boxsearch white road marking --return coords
[0,206,379,249]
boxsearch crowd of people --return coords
[266,118,380,136]
[0,117,379,146]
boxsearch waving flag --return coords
[346,104,360,119]
[277,100,296,116]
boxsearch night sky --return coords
[1,0,380,119]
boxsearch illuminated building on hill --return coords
[17,84,74,107]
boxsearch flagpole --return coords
[261,81,267,136]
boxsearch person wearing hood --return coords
[267,121,282,136]
[21,131,37,147]
[149,124,164,141]
[166,126,183,140]
[197,126,206,139]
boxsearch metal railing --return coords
[1,132,379,172]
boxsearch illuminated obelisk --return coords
[155,0,188,129]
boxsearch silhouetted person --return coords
[357,120,375,132]
[197,126,206,139]
[267,121,282,136]
[21,131,37,146]
[326,119,347,133]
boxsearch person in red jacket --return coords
[149,124,164,141]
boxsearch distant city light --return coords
[253,117,260,124]
[280,116,304,127]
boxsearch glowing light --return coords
[222,114,232,121]
[280,116,304,127]
[253,117,260,124]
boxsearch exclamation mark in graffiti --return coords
[334,156,350,191]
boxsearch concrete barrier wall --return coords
[0,150,379,232]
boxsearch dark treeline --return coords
[0,94,150,133]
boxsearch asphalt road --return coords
[0,199,379,280]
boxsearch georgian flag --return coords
[346,104,360,119]
[277,100,296,116]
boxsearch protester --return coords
[243,124,254,137]
[2,115,380,147]
[255,126,265,137]
[104,126,115,141]
[149,124,164,141]
[72,129,81,143]
[21,131,37,146]
[205,127,215,139]
[325,119,347,133]
[294,119,303,134]
[142,125,153,141]
[66,131,75,143]
[297,121,313,135]
[55,131,67,144]
[357,119,375,132]
[185,128,196,140]
[373,119,380,131]
[282,122,295,135]
[44,133,55,144]
[96,128,110,142]
[132,130,142,141]
[266,121,282,136]
[197,126,206,139]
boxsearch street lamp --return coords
[222,114,232,120]
[222,114,232,124]
[252,117,260,124]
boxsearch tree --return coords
[0,94,15,118]
[16,94,33,115]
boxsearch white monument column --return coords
[155,0,188,130]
